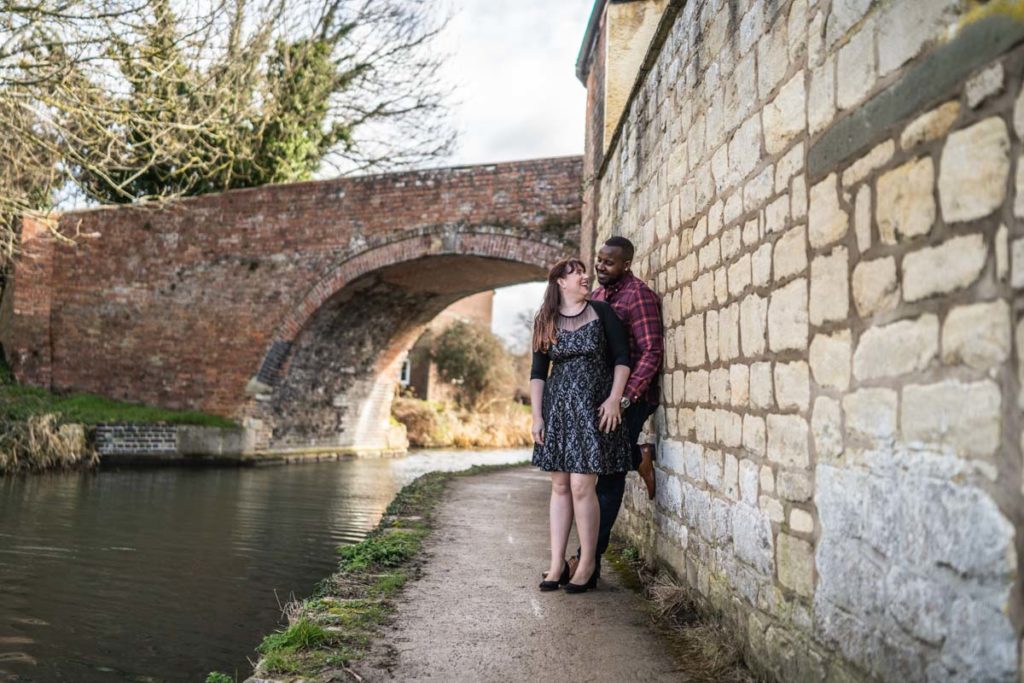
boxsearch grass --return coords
[249,462,527,681]
[605,542,760,683]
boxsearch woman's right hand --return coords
[532,417,545,445]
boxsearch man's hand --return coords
[532,417,545,445]
[597,397,622,432]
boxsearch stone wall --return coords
[582,1,1023,680]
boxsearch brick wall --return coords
[583,1,1023,680]
[2,157,581,452]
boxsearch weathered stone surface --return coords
[843,388,898,441]
[774,361,810,413]
[902,379,1001,457]
[808,174,848,248]
[776,144,805,194]
[683,441,704,481]
[760,495,785,524]
[765,194,790,234]
[693,271,715,310]
[809,248,850,326]
[900,101,960,150]
[767,414,810,467]
[710,367,730,405]
[740,293,768,357]
[777,532,815,596]
[752,244,772,287]
[768,278,808,352]
[938,117,1010,223]
[965,62,1004,108]
[995,225,1008,281]
[718,409,743,449]
[876,157,935,244]
[809,330,852,391]
[774,225,808,281]
[854,185,871,252]
[723,452,740,500]
[729,253,752,297]
[812,396,843,459]
[686,369,710,404]
[731,363,750,407]
[778,470,813,503]
[808,56,837,135]
[852,256,900,316]
[745,165,775,212]
[836,20,876,110]
[902,234,987,302]
[1019,318,1024,410]
[760,465,775,494]
[1012,238,1024,289]
[790,508,815,533]
[758,15,789,95]
[731,115,764,184]
[941,299,1011,371]
[683,314,706,368]
[842,140,894,188]
[659,440,686,475]
[705,448,724,489]
[740,458,759,506]
[743,414,767,457]
[706,309,721,364]
[826,0,872,48]
[719,302,741,361]
[750,362,774,410]
[733,504,774,575]
[764,72,807,155]
[877,0,960,76]
[853,314,939,381]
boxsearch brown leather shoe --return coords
[637,444,656,500]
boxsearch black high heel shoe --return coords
[538,561,571,591]
[563,568,598,594]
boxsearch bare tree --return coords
[0,0,454,275]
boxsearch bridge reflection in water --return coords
[0,449,529,682]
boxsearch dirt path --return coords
[362,467,684,682]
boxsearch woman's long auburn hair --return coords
[532,258,587,352]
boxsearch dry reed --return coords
[0,413,98,474]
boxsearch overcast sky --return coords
[436,0,594,347]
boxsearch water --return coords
[0,448,530,682]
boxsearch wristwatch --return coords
[620,396,631,410]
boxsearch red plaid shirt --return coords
[592,271,663,405]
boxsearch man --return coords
[577,235,663,579]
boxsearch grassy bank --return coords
[391,397,531,448]
[0,351,235,474]
[226,463,526,683]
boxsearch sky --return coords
[436,0,594,348]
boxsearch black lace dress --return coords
[530,300,632,474]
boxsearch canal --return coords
[0,448,530,682]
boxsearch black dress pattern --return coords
[531,302,632,474]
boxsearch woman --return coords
[530,258,631,594]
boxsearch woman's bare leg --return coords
[569,473,599,584]
[546,472,573,581]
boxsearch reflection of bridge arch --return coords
[246,224,571,452]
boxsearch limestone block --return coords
[719,302,740,361]
[693,271,715,310]
[776,532,815,596]
[1016,159,1024,219]
[765,194,790,235]
[760,465,775,494]
[739,2,765,55]
[776,144,805,194]
[679,408,696,437]
[715,267,729,305]
[699,237,721,272]
[778,469,813,503]
[812,396,843,460]
[792,174,808,221]
[686,369,710,404]
[710,367,730,405]
[808,174,848,249]
[852,256,900,316]
[965,63,1004,109]
[836,21,876,110]
[740,458,759,505]
[705,448,724,488]
[877,0,958,75]
[760,495,785,524]
[809,330,852,390]
[808,56,836,135]
[774,224,807,281]
[1018,319,1024,410]
[724,192,744,228]
[729,253,752,297]
[854,185,871,253]
[673,370,686,406]
[718,410,743,449]
[900,101,961,150]
[842,388,898,441]
[750,362,774,410]
[826,0,872,48]
[764,72,807,155]
[680,287,694,318]
[724,52,758,134]
[696,406,716,443]
[723,452,740,500]
[683,441,704,481]
[679,253,698,284]
[768,278,808,352]
[743,218,760,247]
[731,364,750,407]
[706,202,722,241]
[902,379,1001,457]
[876,157,935,244]
[853,314,939,381]
[941,299,1011,371]
[740,293,768,357]
[996,225,1008,281]
[743,414,767,457]
[659,440,686,474]
[706,309,720,364]
[789,508,815,534]
[733,504,774,574]
[902,233,987,302]
[752,244,772,287]
[774,361,811,413]
[722,226,742,261]
[683,313,706,368]
[730,114,764,183]
[767,414,810,467]
[842,140,895,189]
[745,165,775,213]
[939,117,1010,223]
[809,247,850,326]
[788,0,808,62]
[1013,238,1024,289]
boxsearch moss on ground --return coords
[241,462,527,682]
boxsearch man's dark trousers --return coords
[592,399,657,574]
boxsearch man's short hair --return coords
[604,236,635,261]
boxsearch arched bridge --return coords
[1,157,582,453]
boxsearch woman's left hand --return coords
[598,397,622,432]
